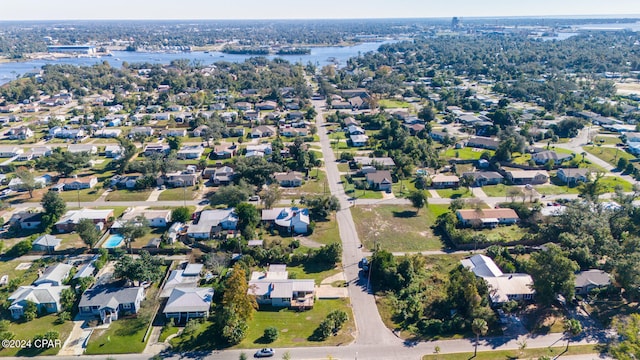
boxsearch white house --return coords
[117,209,172,228]
[350,134,369,147]
[261,207,310,234]
[187,209,238,239]
[32,234,62,252]
[461,254,534,305]
[248,264,315,309]
[34,263,73,287]
[177,145,205,160]
[0,146,24,157]
[9,284,69,319]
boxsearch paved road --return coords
[314,99,401,347]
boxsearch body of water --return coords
[0,41,396,86]
[103,234,124,248]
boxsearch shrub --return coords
[6,239,32,258]
[263,326,278,343]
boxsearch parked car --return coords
[249,195,260,202]
[254,348,275,358]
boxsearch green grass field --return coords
[379,99,410,108]
[0,315,74,356]
[481,184,508,198]
[105,189,152,202]
[158,187,197,201]
[442,147,491,160]
[341,176,384,200]
[422,345,600,360]
[435,188,473,199]
[351,204,448,252]
[584,145,636,168]
[58,188,104,202]
[308,213,341,246]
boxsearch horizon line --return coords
[1,14,640,22]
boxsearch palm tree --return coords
[563,319,582,351]
[471,318,488,357]
[580,151,586,163]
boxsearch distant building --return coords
[47,45,96,54]
[456,209,519,228]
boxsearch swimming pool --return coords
[103,234,124,248]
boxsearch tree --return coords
[407,190,427,214]
[171,206,192,223]
[472,318,488,357]
[132,132,148,148]
[306,194,340,220]
[60,288,76,312]
[563,318,582,350]
[15,167,37,198]
[119,215,150,253]
[527,244,579,307]
[167,136,182,151]
[610,314,640,359]
[223,263,257,322]
[418,106,435,122]
[578,172,606,201]
[36,149,90,177]
[263,326,279,343]
[236,202,260,238]
[23,300,37,321]
[114,251,164,285]
[209,182,252,207]
[76,218,101,249]
[41,191,66,229]
[260,184,282,209]
[618,157,629,171]
[314,242,342,265]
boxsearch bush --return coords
[263,326,278,343]
[6,239,32,258]
[171,206,192,223]
[56,311,71,324]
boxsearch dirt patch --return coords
[15,263,32,270]
[281,329,288,333]
[292,338,306,342]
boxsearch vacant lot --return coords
[584,145,636,168]
[58,188,104,203]
[442,147,491,160]
[435,188,473,199]
[158,187,197,201]
[105,189,152,202]
[351,204,448,251]
[422,345,600,360]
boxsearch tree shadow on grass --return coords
[114,315,149,337]
[392,210,418,218]
[302,260,334,274]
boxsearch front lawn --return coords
[584,145,636,168]
[351,204,448,252]
[158,187,197,201]
[481,184,508,198]
[170,299,355,351]
[307,214,341,246]
[379,99,410,108]
[238,299,355,348]
[0,315,74,356]
[105,189,152,202]
[435,188,473,199]
[341,175,384,200]
[285,264,341,285]
[85,272,166,354]
[422,345,600,360]
[58,188,104,203]
[534,184,580,196]
[442,147,491,160]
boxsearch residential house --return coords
[466,137,500,150]
[8,284,69,319]
[110,174,141,189]
[153,113,171,121]
[244,110,260,121]
[456,208,520,228]
[506,170,549,185]
[286,111,304,121]
[10,211,43,230]
[352,156,396,169]
[67,144,97,155]
[130,126,154,137]
[105,145,124,158]
[34,263,73,287]
[211,166,235,186]
[256,101,278,110]
[350,134,369,147]
[9,174,51,191]
[0,146,23,157]
[365,170,393,192]
[461,171,504,187]
[162,128,188,137]
[192,125,210,137]
[461,254,534,305]
[94,128,122,138]
[531,151,573,165]
[251,125,276,138]
[55,128,85,139]
[32,234,62,252]
[55,208,114,233]
[115,209,172,228]
[556,168,589,185]
[57,176,98,191]
[160,264,202,297]
[248,264,315,309]
[187,209,238,239]
[429,130,454,143]
[163,287,214,323]
[234,102,253,111]
[8,126,33,140]
[274,171,304,187]
[143,144,170,156]
[246,144,272,157]
[574,270,612,296]
[280,126,308,137]
[431,174,460,189]
[177,145,205,160]
[160,172,200,188]
[261,207,310,235]
[346,125,366,135]
[79,286,145,324]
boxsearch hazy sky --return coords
[2,0,640,21]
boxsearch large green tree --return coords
[407,190,427,214]
[235,202,260,238]
[15,167,37,198]
[119,215,150,253]
[527,244,579,307]
[208,182,253,207]
[41,191,66,229]
[611,314,640,359]
[76,218,101,249]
